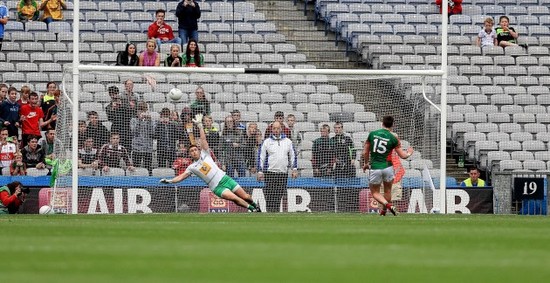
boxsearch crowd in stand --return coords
[0,82,61,176]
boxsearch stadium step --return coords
[250,0,356,69]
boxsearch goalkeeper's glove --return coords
[160,178,171,184]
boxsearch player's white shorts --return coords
[369,166,395,185]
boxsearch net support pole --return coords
[71,0,81,214]
[440,2,449,214]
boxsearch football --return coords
[39,205,54,215]
[168,88,183,101]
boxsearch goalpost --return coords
[51,1,449,214]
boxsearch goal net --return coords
[51,68,442,214]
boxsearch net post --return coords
[71,0,81,214]
[440,0,449,214]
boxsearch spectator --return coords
[77,120,87,148]
[139,39,161,67]
[17,85,30,106]
[330,122,356,178]
[21,135,46,169]
[231,110,246,132]
[257,121,298,212]
[86,111,110,149]
[312,124,334,177]
[42,89,60,130]
[164,44,184,67]
[0,87,21,139]
[122,79,141,106]
[38,129,63,164]
[10,152,26,176]
[154,108,179,168]
[116,43,139,66]
[179,107,200,147]
[476,17,497,48]
[0,181,27,214]
[0,128,16,175]
[0,3,7,51]
[221,115,246,177]
[435,0,462,16]
[286,114,302,149]
[202,115,220,151]
[175,0,201,45]
[97,132,134,174]
[105,86,134,149]
[182,39,204,67]
[264,111,291,139]
[460,167,486,187]
[17,0,39,23]
[496,15,518,47]
[0,84,8,101]
[38,0,66,25]
[130,101,155,173]
[172,142,192,175]
[40,81,57,115]
[148,9,182,51]
[78,136,99,171]
[243,122,262,174]
[19,92,45,148]
[190,86,210,119]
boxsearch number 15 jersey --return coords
[185,149,226,190]
[367,128,400,170]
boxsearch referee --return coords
[257,121,298,212]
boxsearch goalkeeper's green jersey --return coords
[367,128,400,170]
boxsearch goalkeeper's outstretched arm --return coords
[160,171,191,184]
[395,146,414,159]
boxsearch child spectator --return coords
[496,15,518,47]
[0,84,8,101]
[10,152,26,176]
[202,115,220,151]
[19,92,45,148]
[243,122,262,174]
[0,87,21,139]
[78,137,99,171]
[190,86,210,118]
[42,89,60,130]
[86,111,110,149]
[0,128,16,175]
[17,0,39,22]
[221,115,246,177]
[17,85,30,106]
[97,132,135,174]
[183,39,203,67]
[116,43,139,66]
[476,17,497,48]
[40,81,57,116]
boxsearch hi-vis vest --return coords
[463,178,486,187]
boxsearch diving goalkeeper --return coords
[363,116,414,216]
[160,126,261,212]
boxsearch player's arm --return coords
[198,126,209,151]
[362,140,371,171]
[395,142,414,159]
[161,171,191,184]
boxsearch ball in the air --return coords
[168,88,183,101]
[39,205,54,215]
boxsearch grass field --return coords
[2,214,550,283]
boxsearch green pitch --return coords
[2,214,550,283]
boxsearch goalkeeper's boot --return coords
[386,203,399,216]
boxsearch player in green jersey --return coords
[363,116,414,216]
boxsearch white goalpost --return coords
[56,0,449,214]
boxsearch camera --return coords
[21,187,30,194]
